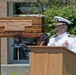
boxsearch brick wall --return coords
[0,1,7,17]
[1,38,8,64]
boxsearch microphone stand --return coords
[17,47,20,60]
[40,35,50,46]
[40,40,45,46]
[40,37,47,46]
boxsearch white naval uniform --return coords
[70,36,76,53]
[47,32,76,52]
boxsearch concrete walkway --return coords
[1,64,30,75]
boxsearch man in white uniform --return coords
[47,16,76,53]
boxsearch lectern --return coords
[29,46,76,75]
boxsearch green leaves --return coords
[10,72,18,75]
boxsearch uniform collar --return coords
[57,32,68,39]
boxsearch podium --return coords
[29,46,76,75]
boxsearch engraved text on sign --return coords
[0,20,32,31]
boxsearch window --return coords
[13,2,48,15]
[8,2,48,16]
[13,37,37,61]
[13,2,41,15]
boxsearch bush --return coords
[1,72,18,75]
[44,4,76,35]
[10,72,18,75]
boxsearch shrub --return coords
[1,72,18,75]
[10,72,18,75]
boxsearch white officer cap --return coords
[54,16,71,26]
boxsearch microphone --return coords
[41,33,50,41]
[40,33,50,46]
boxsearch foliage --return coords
[10,72,18,75]
[44,4,76,35]
[1,72,18,75]
[28,2,49,14]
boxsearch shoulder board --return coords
[50,35,57,38]
[68,35,75,38]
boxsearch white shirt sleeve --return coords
[70,36,76,53]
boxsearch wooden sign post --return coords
[0,16,44,64]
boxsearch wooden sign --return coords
[0,20,32,31]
